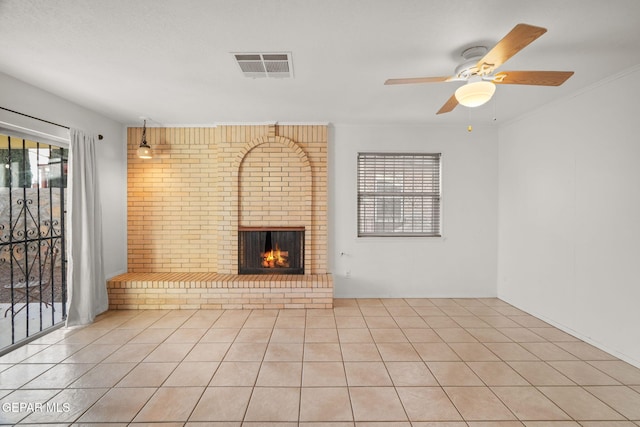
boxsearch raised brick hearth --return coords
[107,273,333,309]
[108,124,332,309]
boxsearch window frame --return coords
[357,152,442,237]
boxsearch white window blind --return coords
[357,152,441,237]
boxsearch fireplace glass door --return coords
[238,228,304,274]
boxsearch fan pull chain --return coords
[493,93,498,122]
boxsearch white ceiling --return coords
[1,0,640,126]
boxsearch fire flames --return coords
[262,245,289,268]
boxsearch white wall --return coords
[330,124,498,298]
[498,65,640,366]
[0,72,127,278]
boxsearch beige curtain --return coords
[66,129,107,326]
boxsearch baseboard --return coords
[498,295,640,369]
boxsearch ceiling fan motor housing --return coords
[454,46,490,79]
[455,46,493,80]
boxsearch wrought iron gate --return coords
[0,133,67,352]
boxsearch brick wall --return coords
[127,124,328,275]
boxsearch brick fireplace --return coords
[107,124,332,309]
[238,227,305,275]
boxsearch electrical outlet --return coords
[345,270,351,279]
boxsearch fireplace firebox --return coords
[238,227,304,275]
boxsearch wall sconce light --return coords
[137,119,152,159]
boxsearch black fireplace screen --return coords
[238,228,304,274]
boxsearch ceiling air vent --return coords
[233,52,293,79]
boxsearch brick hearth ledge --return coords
[107,272,333,310]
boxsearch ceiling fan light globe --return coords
[454,81,496,107]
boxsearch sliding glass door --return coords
[0,132,67,353]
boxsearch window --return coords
[357,152,441,237]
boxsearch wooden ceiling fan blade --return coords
[493,70,574,86]
[436,94,459,114]
[385,76,452,85]
[476,23,547,72]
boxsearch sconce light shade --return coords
[454,80,496,107]
[137,144,152,159]
[137,119,152,159]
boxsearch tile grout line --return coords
[120,309,190,424]
[239,308,278,424]
[4,298,640,425]
[448,300,569,424]
[27,309,172,424]
[297,308,306,424]
[184,308,233,424]
[337,303,356,424]
[404,298,480,424]
[18,310,165,424]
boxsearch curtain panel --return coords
[66,129,107,326]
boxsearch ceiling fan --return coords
[385,23,574,114]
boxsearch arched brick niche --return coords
[238,136,312,227]
[238,136,313,273]
[215,131,327,275]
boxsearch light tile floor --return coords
[0,298,639,426]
